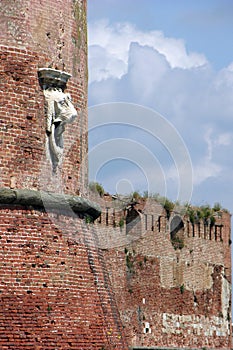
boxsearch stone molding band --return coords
[0,188,101,220]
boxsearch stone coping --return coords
[0,188,101,220]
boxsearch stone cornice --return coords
[0,188,101,220]
[38,68,71,91]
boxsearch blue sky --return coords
[88,0,233,70]
[87,0,233,213]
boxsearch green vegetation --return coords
[186,206,195,224]
[89,181,105,197]
[118,218,124,228]
[163,198,175,219]
[186,203,224,226]
[171,236,184,250]
[126,253,134,273]
[213,202,222,212]
[47,305,52,313]
[180,284,185,294]
[89,183,227,225]
[132,191,141,200]
[124,249,135,274]
[85,215,93,224]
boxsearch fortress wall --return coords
[94,198,231,349]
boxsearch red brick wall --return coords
[0,0,88,194]
[0,206,127,349]
[0,1,128,349]
[94,197,232,349]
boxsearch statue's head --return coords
[45,88,78,126]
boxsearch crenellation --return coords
[91,193,231,349]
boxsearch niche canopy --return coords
[38,68,71,91]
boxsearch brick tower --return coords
[0,1,127,349]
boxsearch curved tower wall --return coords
[0,0,88,194]
[0,1,128,349]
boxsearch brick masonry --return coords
[0,0,231,349]
[92,195,232,349]
[0,206,127,349]
[0,0,88,194]
[0,1,127,349]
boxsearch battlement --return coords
[90,192,232,349]
[92,193,231,247]
[97,205,229,242]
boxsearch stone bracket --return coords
[38,68,71,91]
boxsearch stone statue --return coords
[43,87,78,172]
[38,68,78,172]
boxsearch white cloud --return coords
[227,62,233,72]
[191,127,233,187]
[88,45,125,82]
[88,20,208,83]
[216,133,233,146]
[88,20,233,209]
[193,161,221,187]
[192,133,222,186]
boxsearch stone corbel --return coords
[38,68,78,172]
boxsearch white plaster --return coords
[162,312,229,337]
[221,272,231,321]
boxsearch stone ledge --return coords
[38,68,71,90]
[0,188,101,220]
